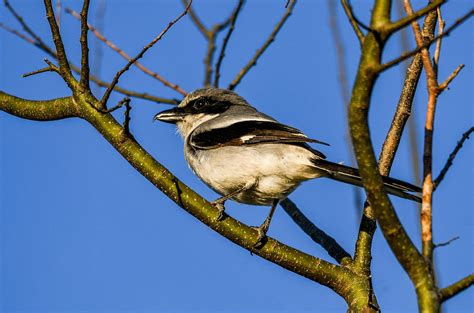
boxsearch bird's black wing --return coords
[189,120,329,158]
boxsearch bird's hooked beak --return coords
[154,107,186,124]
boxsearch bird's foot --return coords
[211,199,226,221]
[251,224,269,249]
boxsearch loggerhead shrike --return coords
[154,88,421,244]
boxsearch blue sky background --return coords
[1,0,472,312]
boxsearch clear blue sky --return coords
[1,1,473,312]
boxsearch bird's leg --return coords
[253,199,279,248]
[211,183,252,221]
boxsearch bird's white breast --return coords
[184,143,323,205]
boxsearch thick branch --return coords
[348,1,437,311]
[0,92,76,121]
[439,274,474,302]
[353,6,438,275]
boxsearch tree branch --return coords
[43,0,76,88]
[0,92,76,121]
[348,0,438,311]
[385,0,445,34]
[353,6,438,275]
[181,0,208,39]
[214,0,245,87]
[439,274,474,302]
[434,126,473,190]
[340,0,365,46]
[280,198,352,265]
[65,8,187,96]
[100,1,192,106]
[1,2,176,104]
[228,0,297,90]
[379,9,474,72]
[79,0,91,91]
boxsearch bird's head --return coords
[154,88,250,137]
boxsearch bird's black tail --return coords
[311,159,421,203]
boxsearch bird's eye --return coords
[192,99,207,110]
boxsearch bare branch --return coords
[0,92,76,121]
[181,0,208,39]
[79,0,91,91]
[214,0,245,87]
[340,0,365,45]
[327,0,364,214]
[385,0,445,34]
[43,0,76,87]
[404,0,439,263]
[55,0,61,27]
[434,126,473,189]
[440,274,474,302]
[280,199,352,265]
[22,58,59,77]
[0,22,36,44]
[228,0,297,90]
[379,9,474,71]
[438,64,464,91]
[353,8,438,273]
[65,8,187,96]
[433,7,445,74]
[433,236,459,248]
[100,1,192,106]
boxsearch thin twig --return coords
[433,236,459,248]
[100,1,192,106]
[327,0,363,214]
[214,0,245,87]
[228,0,297,90]
[434,126,473,190]
[122,98,132,136]
[23,57,59,77]
[66,8,187,96]
[55,0,61,28]
[280,199,352,265]
[340,0,364,45]
[440,274,474,302]
[2,1,176,104]
[43,0,75,86]
[4,0,46,44]
[379,9,474,72]
[438,64,464,91]
[433,7,445,74]
[181,0,208,39]
[23,67,55,78]
[91,0,106,96]
[385,0,445,34]
[0,22,36,44]
[79,0,91,91]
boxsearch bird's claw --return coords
[252,225,269,249]
[211,200,226,221]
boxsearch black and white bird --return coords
[154,88,421,243]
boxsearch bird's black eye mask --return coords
[182,97,231,115]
